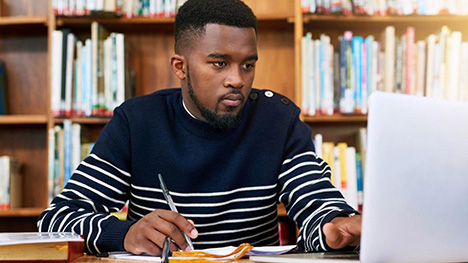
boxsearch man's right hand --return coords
[123,209,198,256]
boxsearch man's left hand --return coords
[323,214,361,249]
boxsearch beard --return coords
[186,65,243,131]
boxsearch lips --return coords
[221,93,243,107]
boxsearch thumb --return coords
[323,222,343,249]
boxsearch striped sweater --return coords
[38,88,356,254]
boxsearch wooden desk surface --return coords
[72,255,255,262]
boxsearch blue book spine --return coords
[319,40,326,112]
[63,120,72,185]
[352,37,363,113]
[365,35,374,113]
[356,152,364,207]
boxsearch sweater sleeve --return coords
[278,109,357,252]
[37,106,135,254]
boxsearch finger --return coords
[128,238,162,256]
[144,228,180,252]
[157,210,198,239]
[153,210,194,251]
[188,219,195,227]
[323,222,343,249]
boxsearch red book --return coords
[278,217,297,246]
[0,232,84,262]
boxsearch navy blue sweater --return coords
[38,88,356,254]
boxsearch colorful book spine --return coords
[352,36,363,114]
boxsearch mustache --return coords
[218,90,244,103]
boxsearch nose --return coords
[224,67,245,89]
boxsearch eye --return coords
[243,63,256,70]
[212,61,227,68]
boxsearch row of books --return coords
[48,122,95,203]
[301,0,468,15]
[53,0,187,18]
[51,23,126,117]
[0,156,22,210]
[314,128,367,211]
[301,26,468,116]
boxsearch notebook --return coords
[251,91,468,263]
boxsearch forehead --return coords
[189,24,257,58]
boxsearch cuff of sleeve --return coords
[98,218,137,253]
[321,210,359,251]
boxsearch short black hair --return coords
[174,0,257,53]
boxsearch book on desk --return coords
[0,232,84,262]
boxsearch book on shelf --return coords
[0,156,22,210]
[301,0,468,15]
[0,61,6,115]
[51,23,126,118]
[53,0,187,18]
[314,130,367,211]
[48,124,95,203]
[301,25,468,116]
[0,232,84,262]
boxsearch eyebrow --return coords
[207,53,258,61]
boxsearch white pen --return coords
[158,173,195,251]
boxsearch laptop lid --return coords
[361,91,468,263]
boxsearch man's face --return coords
[182,24,258,130]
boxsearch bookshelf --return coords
[0,0,295,232]
[0,0,464,232]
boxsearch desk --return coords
[72,255,255,262]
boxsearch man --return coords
[38,0,361,256]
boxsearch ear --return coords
[171,54,186,80]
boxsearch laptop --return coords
[251,91,468,263]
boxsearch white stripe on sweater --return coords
[132,183,276,197]
[130,192,276,208]
[282,151,317,165]
[67,180,126,205]
[282,177,332,205]
[197,217,277,236]
[280,165,329,193]
[194,209,277,227]
[81,160,130,187]
[193,223,278,245]
[89,153,131,177]
[294,199,346,222]
[279,161,323,180]
[74,170,127,195]
[288,188,342,215]
[86,214,102,253]
[92,215,114,254]
[181,202,277,218]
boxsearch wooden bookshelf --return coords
[0,16,48,25]
[303,14,468,24]
[303,114,367,123]
[0,115,48,125]
[0,1,50,231]
[0,208,44,218]
[0,208,44,232]
[53,117,111,125]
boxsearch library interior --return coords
[1,0,468,262]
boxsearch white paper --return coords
[109,245,296,262]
